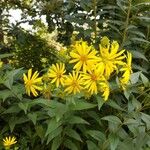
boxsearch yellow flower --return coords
[48,63,66,87]
[65,71,83,94]
[3,136,17,148]
[69,40,98,72]
[99,37,125,79]
[98,80,110,101]
[120,52,132,89]
[82,65,104,95]
[23,68,42,97]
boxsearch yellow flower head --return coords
[23,68,43,97]
[98,80,110,101]
[65,71,83,94]
[69,40,98,72]
[3,136,17,148]
[99,36,125,79]
[48,63,66,87]
[120,51,132,90]
[82,65,104,95]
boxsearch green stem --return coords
[146,26,150,40]
[121,0,132,47]
[93,0,97,42]
[136,87,150,100]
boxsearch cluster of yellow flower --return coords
[23,37,132,101]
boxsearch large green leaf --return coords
[51,135,62,150]
[109,133,119,150]
[27,113,37,125]
[18,102,29,114]
[4,68,23,89]
[67,116,89,125]
[86,130,105,142]
[69,100,96,110]
[131,50,148,61]
[95,95,105,110]
[64,139,78,150]
[141,113,150,130]
[46,126,62,144]
[2,105,21,114]
[130,72,140,84]
[101,116,122,125]
[45,118,62,137]
[0,90,14,102]
[86,140,99,150]
[106,100,125,111]
[0,53,14,59]
[65,128,82,142]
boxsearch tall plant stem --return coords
[121,0,132,47]
[93,0,97,42]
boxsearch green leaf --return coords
[45,118,62,137]
[2,105,21,114]
[106,100,125,111]
[116,2,125,13]
[18,102,28,114]
[4,68,23,89]
[130,72,140,84]
[86,140,99,150]
[109,133,119,150]
[69,100,96,110]
[86,111,102,125]
[35,125,45,140]
[86,130,105,142]
[64,139,78,150]
[0,90,13,102]
[141,113,150,130]
[95,95,105,110]
[131,38,150,44]
[30,98,65,109]
[131,50,148,61]
[132,63,148,73]
[132,97,141,110]
[8,116,28,132]
[123,118,139,125]
[0,53,14,59]
[128,30,146,38]
[135,132,150,150]
[9,117,17,132]
[117,127,129,139]
[65,128,82,142]
[101,116,122,124]
[54,103,68,122]
[27,113,37,125]
[67,116,89,125]
[51,135,62,150]
[46,126,62,144]
[140,73,149,87]
[124,89,131,100]
[137,16,150,23]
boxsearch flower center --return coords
[80,55,87,62]
[57,72,62,78]
[91,74,98,81]
[27,80,32,86]
[72,80,78,88]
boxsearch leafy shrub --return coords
[0,36,150,150]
